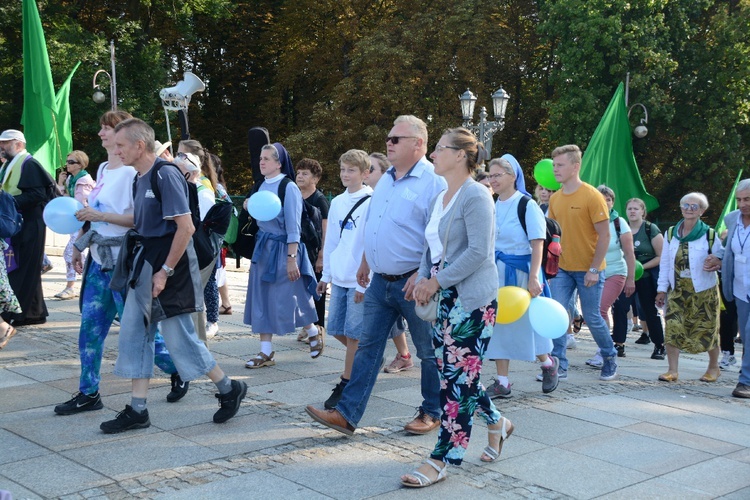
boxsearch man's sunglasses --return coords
[386,136,417,145]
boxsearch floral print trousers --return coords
[430,286,501,465]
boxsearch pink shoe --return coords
[384,353,414,373]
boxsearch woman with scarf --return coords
[655,192,723,382]
[484,154,560,398]
[55,150,96,299]
[243,143,321,368]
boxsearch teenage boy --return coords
[317,150,374,409]
[296,159,329,334]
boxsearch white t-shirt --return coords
[87,162,136,264]
[425,188,462,264]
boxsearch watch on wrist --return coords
[588,267,600,274]
[161,264,175,277]
[287,253,297,258]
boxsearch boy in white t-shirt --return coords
[316,150,373,410]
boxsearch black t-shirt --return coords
[305,189,329,220]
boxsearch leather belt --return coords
[378,269,418,282]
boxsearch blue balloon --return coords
[247,190,282,222]
[43,197,84,234]
[528,296,569,339]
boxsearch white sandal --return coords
[481,417,514,462]
[400,458,447,488]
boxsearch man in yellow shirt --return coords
[547,145,618,381]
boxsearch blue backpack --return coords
[0,190,22,239]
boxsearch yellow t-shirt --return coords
[548,182,609,272]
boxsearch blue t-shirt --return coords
[133,161,191,238]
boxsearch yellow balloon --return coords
[496,286,531,324]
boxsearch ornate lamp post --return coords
[459,86,510,159]
[92,40,117,110]
[625,72,648,138]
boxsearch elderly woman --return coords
[243,143,321,368]
[54,111,187,416]
[484,155,559,399]
[401,128,510,488]
[655,192,722,382]
[55,150,96,299]
[612,198,665,359]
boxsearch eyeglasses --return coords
[487,172,510,180]
[66,159,80,165]
[386,136,417,145]
[681,203,700,211]
[434,144,460,153]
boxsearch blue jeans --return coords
[336,273,441,426]
[734,297,750,386]
[550,269,616,370]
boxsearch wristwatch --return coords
[161,264,175,277]
[287,253,297,259]
[588,267,600,274]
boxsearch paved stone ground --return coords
[2,255,750,499]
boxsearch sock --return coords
[307,325,319,347]
[215,375,232,395]
[496,375,510,387]
[131,397,147,414]
[540,357,554,368]
[260,341,273,356]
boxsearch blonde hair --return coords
[626,198,647,219]
[339,149,370,173]
[551,144,582,164]
[394,115,428,143]
[67,150,89,169]
[443,128,487,174]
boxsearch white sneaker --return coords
[586,349,603,368]
[566,334,577,349]
[206,322,219,339]
[627,319,634,332]
[719,351,737,370]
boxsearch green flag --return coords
[580,82,659,216]
[715,169,743,237]
[21,0,79,176]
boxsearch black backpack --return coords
[0,190,22,239]
[517,195,562,279]
[233,177,322,266]
[134,161,232,270]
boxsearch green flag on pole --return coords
[715,169,743,237]
[21,0,79,176]
[580,82,659,216]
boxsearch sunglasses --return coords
[681,203,700,211]
[176,152,198,169]
[66,159,80,165]
[386,135,417,145]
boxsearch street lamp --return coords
[92,40,117,110]
[459,86,510,159]
[625,72,648,138]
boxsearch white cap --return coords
[0,129,26,143]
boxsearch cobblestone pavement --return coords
[2,256,750,499]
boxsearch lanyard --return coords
[736,224,750,254]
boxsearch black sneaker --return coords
[324,380,346,410]
[651,345,666,360]
[54,392,103,415]
[166,372,189,402]
[634,333,651,345]
[214,379,247,423]
[100,405,150,434]
[616,344,626,357]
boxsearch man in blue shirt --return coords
[307,115,446,435]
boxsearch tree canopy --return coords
[1,0,748,223]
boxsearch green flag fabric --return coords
[715,169,743,238]
[21,0,79,176]
[580,82,659,216]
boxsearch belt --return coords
[378,269,418,282]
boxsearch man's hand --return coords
[316,280,328,296]
[357,259,371,288]
[354,291,365,303]
[152,269,167,298]
[315,253,324,273]
[584,271,599,287]
[402,272,419,301]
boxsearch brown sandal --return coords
[219,305,233,315]
[310,326,325,359]
[0,325,16,350]
[245,351,275,369]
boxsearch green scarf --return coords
[66,170,88,198]
[673,219,709,242]
[609,208,619,222]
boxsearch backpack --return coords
[0,190,22,239]
[667,225,716,254]
[134,161,232,270]
[518,195,562,279]
[233,177,323,267]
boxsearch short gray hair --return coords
[114,118,155,153]
[487,157,514,177]
[680,192,709,210]
[736,179,750,194]
[597,185,615,201]
[261,144,280,162]
[394,115,428,143]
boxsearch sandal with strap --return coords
[0,325,17,350]
[400,458,448,488]
[245,351,275,369]
[481,417,514,462]
[219,305,232,315]
[310,326,325,359]
[572,315,584,333]
[297,329,310,343]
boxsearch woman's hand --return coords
[287,257,300,281]
[315,252,324,274]
[354,291,365,304]
[655,292,666,308]
[72,247,84,274]
[527,274,543,298]
[624,277,636,297]
[316,280,328,296]
[75,207,105,222]
[704,255,721,272]
[413,276,440,304]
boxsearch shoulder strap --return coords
[278,176,291,206]
[517,195,530,236]
[707,227,715,255]
[614,217,621,240]
[340,195,371,238]
[667,226,674,242]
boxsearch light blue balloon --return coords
[247,190,282,222]
[43,197,84,234]
[529,296,569,339]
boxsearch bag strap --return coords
[339,195,371,238]
[517,195,530,236]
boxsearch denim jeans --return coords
[733,297,750,386]
[327,284,365,340]
[550,269,616,370]
[336,273,441,426]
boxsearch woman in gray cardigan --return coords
[401,128,512,488]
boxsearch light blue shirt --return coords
[364,157,447,275]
